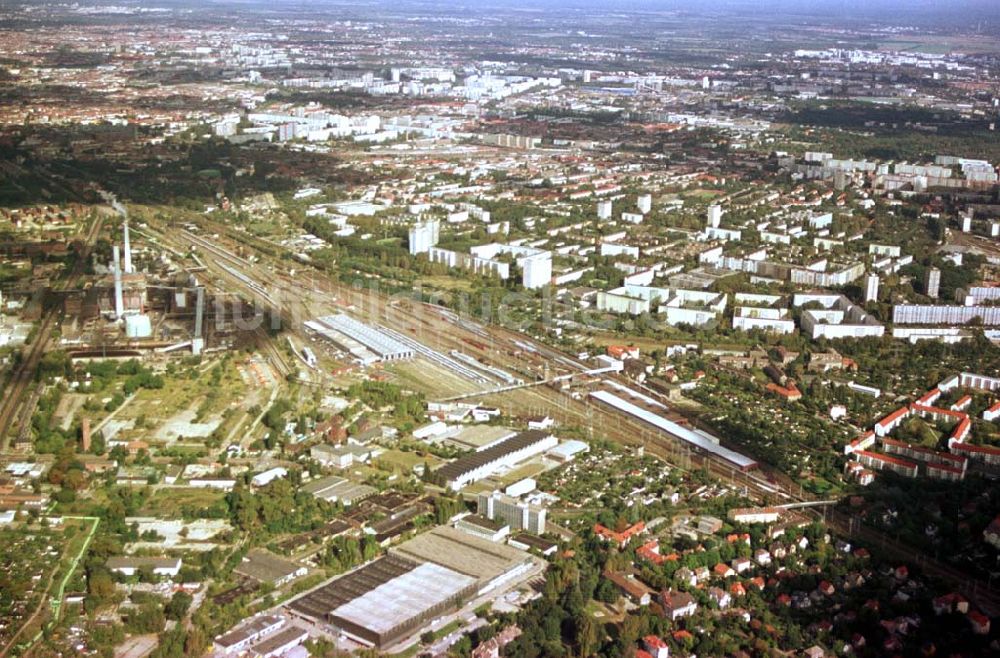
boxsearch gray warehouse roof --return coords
[390,525,529,586]
[331,562,474,636]
[436,430,550,482]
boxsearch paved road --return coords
[113,634,158,658]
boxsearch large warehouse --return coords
[390,525,534,595]
[287,555,476,649]
[305,314,415,364]
[436,430,558,490]
[286,526,536,649]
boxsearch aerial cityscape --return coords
[2,0,1000,656]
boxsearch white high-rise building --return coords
[408,219,440,255]
[637,194,652,214]
[521,252,552,290]
[707,205,722,228]
[926,267,941,299]
[597,200,612,221]
[477,490,546,534]
[865,273,879,303]
[962,214,973,233]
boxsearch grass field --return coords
[681,189,725,201]
[112,355,250,445]
[384,359,480,399]
[497,461,549,486]
[878,36,1000,55]
[418,275,475,293]
[140,487,227,517]
[375,448,443,473]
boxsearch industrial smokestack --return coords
[194,287,205,338]
[113,245,124,319]
[123,218,133,274]
[192,287,205,355]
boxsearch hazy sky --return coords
[23,0,1000,23]
[489,0,1000,16]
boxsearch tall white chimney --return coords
[113,246,124,319]
[194,287,205,339]
[192,287,205,356]
[123,218,133,274]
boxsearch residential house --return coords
[660,590,697,620]
[708,586,731,609]
[713,563,736,579]
[969,611,991,635]
[594,521,645,548]
[732,557,752,574]
[471,625,522,658]
[675,567,697,588]
[754,549,772,566]
[604,570,653,606]
[933,592,969,615]
[641,635,670,658]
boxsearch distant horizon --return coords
[13,0,1000,16]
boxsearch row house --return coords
[594,521,646,548]
[855,450,919,478]
[951,441,1000,466]
[844,461,876,485]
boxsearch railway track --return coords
[0,211,105,450]
[160,222,784,493]
[149,213,1000,610]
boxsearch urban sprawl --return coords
[1,1,1000,658]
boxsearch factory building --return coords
[436,430,558,491]
[214,615,286,655]
[288,555,476,650]
[389,526,534,596]
[288,527,534,649]
[305,314,415,363]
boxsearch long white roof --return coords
[331,562,474,635]
[590,386,757,469]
